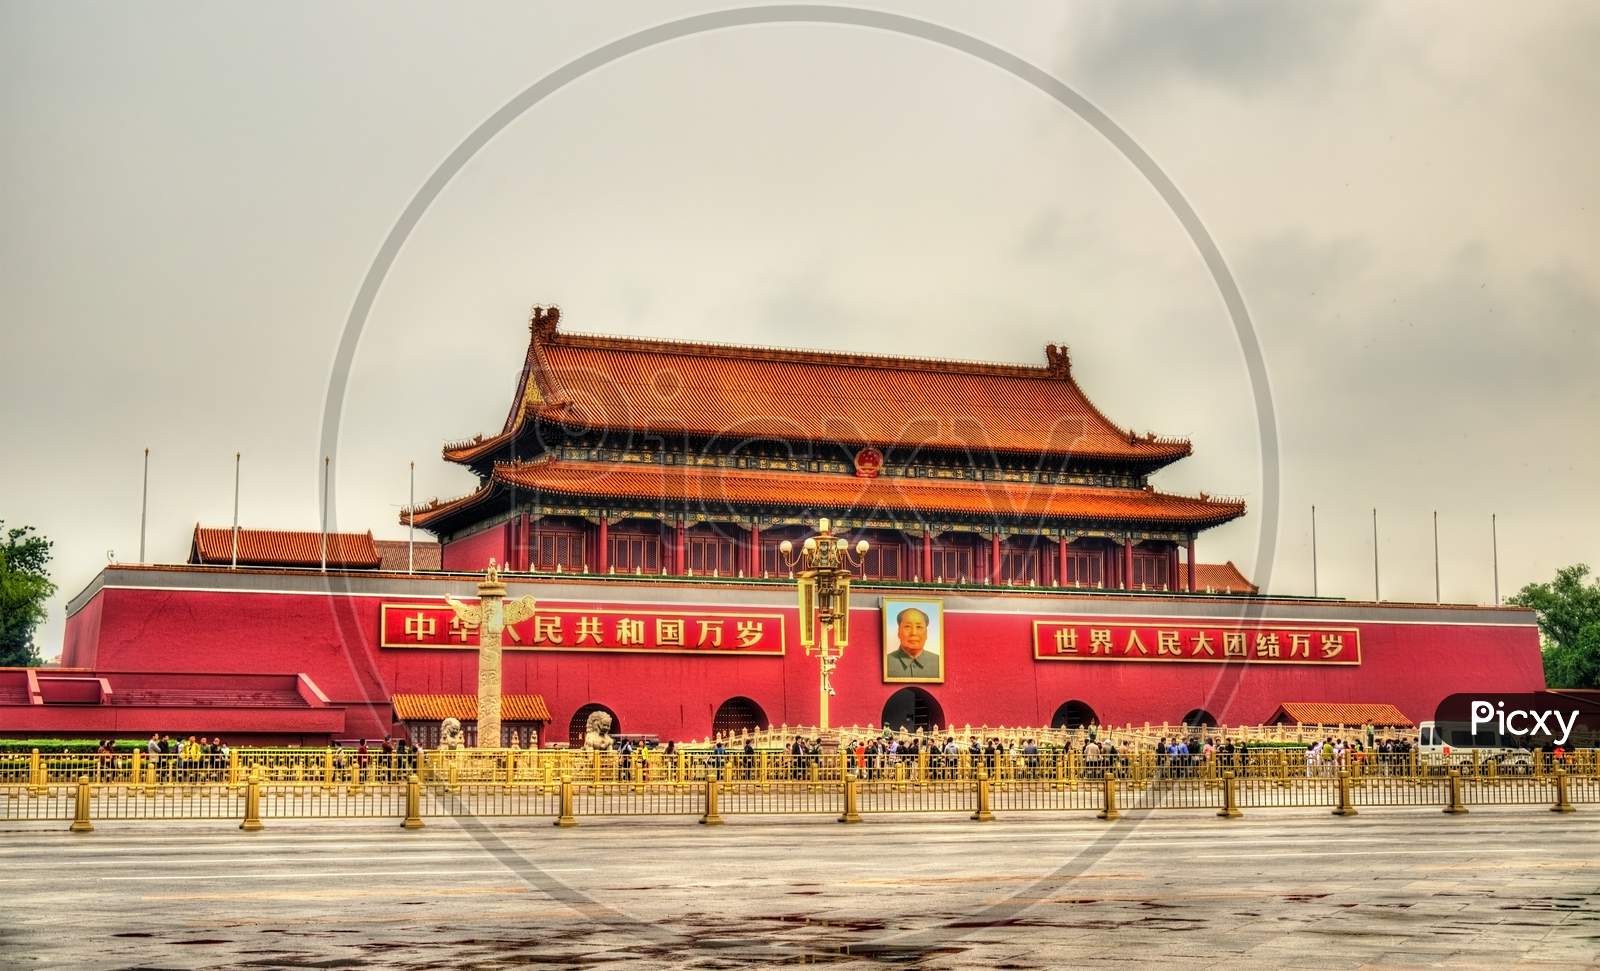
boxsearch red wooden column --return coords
[1186,536,1196,592]
[1058,535,1069,586]
[921,530,933,581]
[990,535,1003,584]
[748,524,760,577]
[521,513,533,571]
[596,517,609,573]
[1121,539,1134,590]
[674,520,686,575]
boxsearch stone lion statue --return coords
[583,710,615,751]
[439,717,465,750]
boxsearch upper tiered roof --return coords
[443,307,1193,468]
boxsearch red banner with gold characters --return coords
[380,601,785,656]
[1033,619,1360,665]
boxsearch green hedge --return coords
[0,738,145,754]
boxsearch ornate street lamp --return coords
[777,518,869,732]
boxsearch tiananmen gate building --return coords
[26,307,1543,745]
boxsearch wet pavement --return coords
[4,806,1598,969]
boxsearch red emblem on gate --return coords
[853,447,884,478]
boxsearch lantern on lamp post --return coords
[777,518,869,732]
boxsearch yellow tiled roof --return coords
[392,693,551,722]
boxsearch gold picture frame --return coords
[881,596,945,683]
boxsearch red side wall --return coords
[442,524,509,572]
[64,579,1545,742]
[62,591,103,668]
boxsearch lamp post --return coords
[777,518,868,732]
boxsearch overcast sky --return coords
[4,1,1596,658]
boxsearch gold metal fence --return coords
[6,748,1595,831]
[11,746,1598,792]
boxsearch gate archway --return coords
[1051,700,1098,730]
[881,687,945,733]
[568,703,621,747]
[1182,708,1218,728]
[712,696,768,737]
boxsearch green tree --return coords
[0,522,57,667]
[1509,564,1600,689]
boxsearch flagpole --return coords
[139,448,150,563]
[1432,510,1440,603]
[231,452,241,569]
[321,456,329,573]
[408,461,415,575]
[1371,507,1380,602]
[1310,505,1318,598]
[1492,513,1500,606]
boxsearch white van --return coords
[1417,720,1533,772]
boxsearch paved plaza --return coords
[4,807,1597,969]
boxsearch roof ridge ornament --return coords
[1044,343,1071,378]
[529,304,561,341]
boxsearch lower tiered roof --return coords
[404,457,1245,530]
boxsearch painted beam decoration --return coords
[1033,619,1361,665]
[381,601,785,655]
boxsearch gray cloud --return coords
[1063,0,1375,93]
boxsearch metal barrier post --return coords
[228,749,240,786]
[631,756,644,794]
[1443,769,1467,815]
[322,750,334,790]
[402,774,425,829]
[129,750,142,791]
[839,775,862,824]
[240,767,264,832]
[1552,768,1576,814]
[1097,773,1121,821]
[757,751,769,791]
[1218,771,1242,819]
[554,774,577,827]
[69,776,93,833]
[504,750,516,787]
[972,767,995,822]
[446,762,460,794]
[1332,770,1357,817]
[28,749,44,795]
[807,758,820,792]
[700,775,725,826]
[918,748,930,788]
